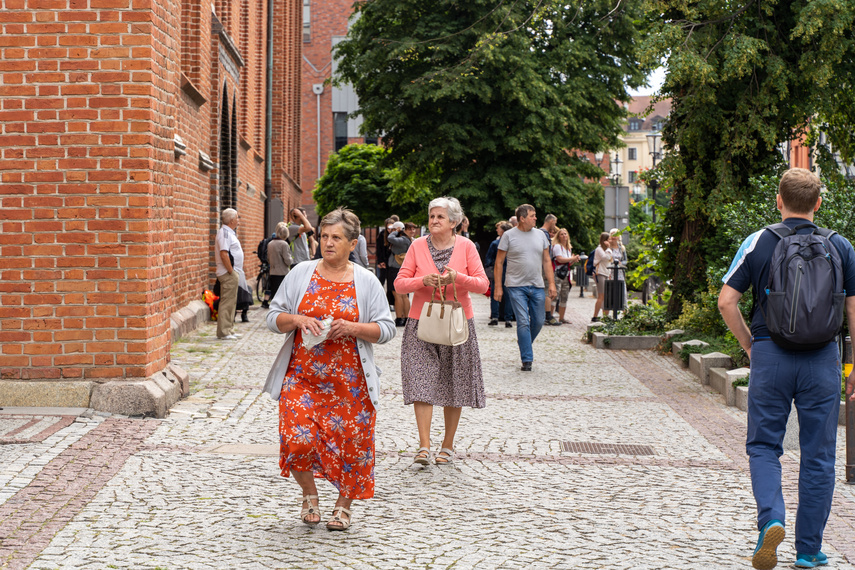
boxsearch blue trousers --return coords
[747,340,841,555]
[505,286,545,363]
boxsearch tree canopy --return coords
[313,143,433,226]
[334,0,647,249]
[640,0,855,314]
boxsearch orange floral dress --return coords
[278,270,376,500]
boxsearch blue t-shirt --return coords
[722,217,855,338]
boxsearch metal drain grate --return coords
[560,441,655,456]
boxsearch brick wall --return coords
[0,0,301,383]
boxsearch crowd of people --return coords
[208,170,855,570]
[213,201,629,526]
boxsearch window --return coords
[627,148,637,161]
[629,171,637,183]
[334,112,348,151]
[363,136,378,145]
[303,0,310,42]
[629,119,641,131]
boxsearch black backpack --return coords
[256,233,275,263]
[760,223,845,351]
[585,249,596,276]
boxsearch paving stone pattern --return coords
[1,293,854,569]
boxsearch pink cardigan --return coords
[394,236,489,320]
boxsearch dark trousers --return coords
[747,339,840,554]
[268,274,286,302]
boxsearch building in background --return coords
[301,0,377,223]
[0,0,302,412]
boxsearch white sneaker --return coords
[220,334,238,340]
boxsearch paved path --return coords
[2,293,854,569]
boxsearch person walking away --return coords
[263,208,395,531]
[493,204,557,371]
[540,214,560,325]
[287,208,314,266]
[718,168,855,570]
[387,221,414,326]
[485,221,512,326]
[395,197,488,466]
[375,218,396,307]
[266,222,292,301]
[552,228,580,324]
[591,232,613,322]
[353,234,369,268]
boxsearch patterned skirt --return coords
[400,318,486,408]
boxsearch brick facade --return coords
[0,0,301,387]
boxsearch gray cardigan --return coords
[263,260,395,409]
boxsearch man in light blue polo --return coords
[493,204,557,372]
[718,168,855,569]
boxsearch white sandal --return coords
[413,446,431,465]
[326,506,352,531]
[435,448,454,465]
[300,494,320,526]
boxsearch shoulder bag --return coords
[417,281,469,346]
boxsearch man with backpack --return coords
[718,168,855,570]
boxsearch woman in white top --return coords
[551,228,580,324]
[591,232,613,322]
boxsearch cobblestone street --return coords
[2,293,855,569]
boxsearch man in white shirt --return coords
[493,204,557,371]
[215,208,243,340]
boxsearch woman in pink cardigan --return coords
[394,197,489,466]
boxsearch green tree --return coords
[334,0,647,250]
[641,0,855,316]
[313,144,433,226]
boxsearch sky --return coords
[628,67,666,97]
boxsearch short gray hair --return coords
[319,208,361,241]
[222,208,238,224]
[428,196,464,225]
[275,221,290,240]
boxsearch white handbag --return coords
[417,282,469,346]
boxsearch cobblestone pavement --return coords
[2,292,854,569]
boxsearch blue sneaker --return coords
[752,520,785,570]
[795,552,828,568]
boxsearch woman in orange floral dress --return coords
[263,208,395,531]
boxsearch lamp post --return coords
[610,152,622,187]
[646,130,662,223]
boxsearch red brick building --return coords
[0,0,302,411]
[300,0,375,222]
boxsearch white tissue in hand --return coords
[302,316,333,349]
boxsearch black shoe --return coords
[505,321,513,328]
[395,318,406,327]
[241,311,249,323]
[521,362,532,372]
[488,319,498,326]
[261,301,269,309]
[591,316,601,322]
[547,317,561,326]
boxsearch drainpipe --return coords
[263,0,273,235]
[312,84,324,179]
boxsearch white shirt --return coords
[215,225,244,277]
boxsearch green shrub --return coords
[732,375,749,388]
[597,301,668,336]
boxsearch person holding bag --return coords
[394,197,489,466]
[551,228,580,324]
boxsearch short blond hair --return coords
[275,221,290,240]
[779,168,821,215]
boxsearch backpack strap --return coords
[814,227,838,240]
[764,223,794,240]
